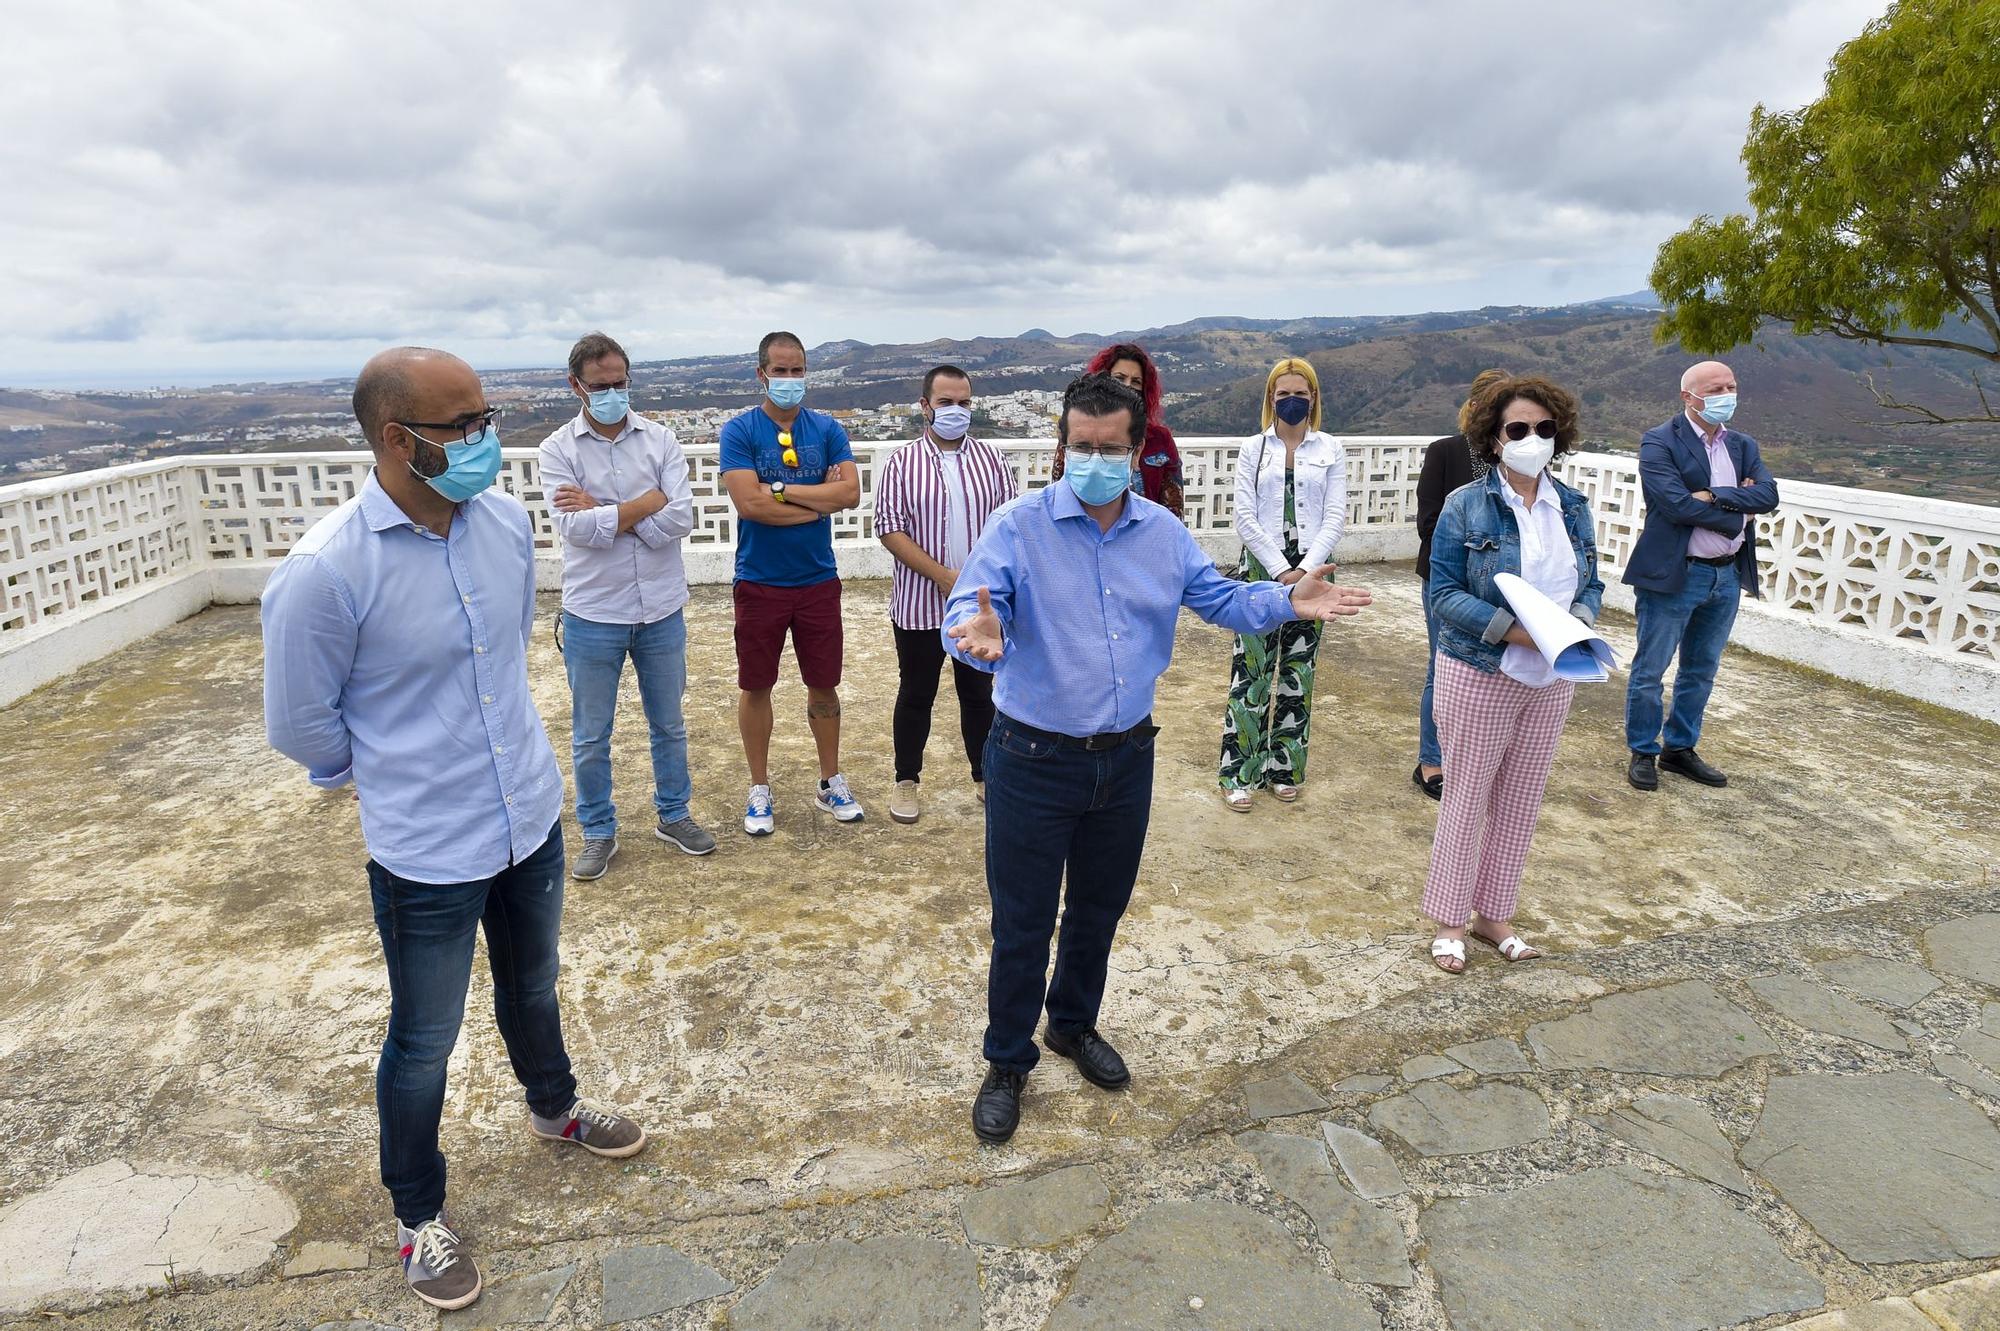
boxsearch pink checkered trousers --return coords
[1422,652,1576,929]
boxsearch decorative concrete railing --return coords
[3,438,1997,720]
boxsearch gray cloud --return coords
[0,0,1887,381]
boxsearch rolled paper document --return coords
[1492,572,1619,682]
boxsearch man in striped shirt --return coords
[873,365,1019,824]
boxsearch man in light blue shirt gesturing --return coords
[944,373,1371,1145]
[261,347,647,1316]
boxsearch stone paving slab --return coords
[1424,1165,1824,1331]
[1749,973,1910,1051]
[599,1244,733,1323]
[1933,1051,2000,1098]
[1321,1123,1407,1199]
[1241,1071,1328,1120]
[1956,1029,2000,1077]
[1912,1269,2000,1329]
[1741,1072,2000,1262]
[1368,1080,1551,1157]
[731,1235,979,1331]
[1925,914,2000,990]
[1443,1036,1532,1075]
[1814,955,1943,1009]
[960,1166,1110,1248]
[1527,979,1779,1076]
[1779,1298,1938,1330]
[441,1262,574,1330]
[0,1159,299,1314]
[1235,1131,1412,1287]
[1399,1053,1459,1082]
[1587,1092,1750,1196]
[1043,1199,1382,1331]
[1332,1072,1393,1095]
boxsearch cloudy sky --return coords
[1,0,1886,387]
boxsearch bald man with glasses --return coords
[263,347,647,1314]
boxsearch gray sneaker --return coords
[571,836,617,881]
[655,816,717,856]
[530,1096,648,1158]
[397,1214,481,1310]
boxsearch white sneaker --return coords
[744,784,775,836]
[815,773,865,823]
[889,779,920,824]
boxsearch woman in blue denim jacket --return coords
[1423,375,1603,975]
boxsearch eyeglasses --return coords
[1502,419,1558,441]
[777,430,798,467]
[397,406,505,446]
[579,378,629,392]
[1068,444,1134,460]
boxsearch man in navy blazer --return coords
[1622,361,1779,791]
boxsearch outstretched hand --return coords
[1287,566,1372,622]
[946,586,1005,661]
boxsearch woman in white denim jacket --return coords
[1217,357,1347,809]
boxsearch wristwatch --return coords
[771,480,788,503]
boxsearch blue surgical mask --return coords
[1695,391,1736,426]
[766,378,807,409]
[586,386,629,424]
[1273,395,1312,426]
[407,425,502,503]
[929,404,972,440]
[1064,450,1130,505]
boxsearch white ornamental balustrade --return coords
[1,438,1996,720]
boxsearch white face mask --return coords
[929,404,972,440]
[1500,436,1554,478]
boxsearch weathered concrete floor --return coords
[2,570,1998,1327]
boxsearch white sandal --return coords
[1473,932,1543,963]
[1223,788,1254,812]
[1430,937,1467,974]
[1270,783,1299,803]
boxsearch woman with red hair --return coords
[1051,343,1186,519]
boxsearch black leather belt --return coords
[999,713,1158,751]
[1687,553,1737,567]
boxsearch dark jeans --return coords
[1625,561,1742,755]
[892,623,995,783]
[982,712,1155,1072]
[367,823,576,1226]
[1418,579,1442,769]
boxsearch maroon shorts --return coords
[733,578,844,691]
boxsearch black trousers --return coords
[892,623,996,783]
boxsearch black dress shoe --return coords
[1627,752,1658,791]
[1411,765,1443,802]
[1044,1026,1130,1090]
[972,1066,1026,1143]
[1661,747,1728,787]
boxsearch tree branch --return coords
[1933,246,2000,351]
[1861,370,2000,426]
[1818,314,2000,361]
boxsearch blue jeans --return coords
[1418,579,1442,769]
[562,609,692,837]
[982,713,1155,1072]
[1625,562,1741,755]
[368,823,575,1227]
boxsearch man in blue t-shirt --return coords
[718,330,864,835]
